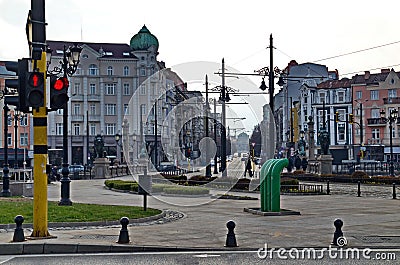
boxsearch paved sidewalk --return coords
[1,176,400,254]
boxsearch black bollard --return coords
[117,217,130,244]
[13,215,25,242]
[357,181,361,197]
[327,180,330,195]
[332,219,347,246]
[393,183,396,200]
[225,220,238,247]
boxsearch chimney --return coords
[364,71,370,80]
[381,68,390,74]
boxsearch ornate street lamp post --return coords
[47,43,82,206]
[380,109,398,177]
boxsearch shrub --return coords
[152,184,176,193]
[232,178,250,190]
[351,171,369,179]
[163,186,209,195]
[188,175,217,185]
[105,180,137,190]
[280,177,299,186]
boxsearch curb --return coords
[0,243,258,255]
[0,211,167,230]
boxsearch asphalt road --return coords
[0,250,398,265]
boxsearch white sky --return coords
[2,0,400,131]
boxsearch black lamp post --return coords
[47,43,82,206]
[2,102,10,197]
[380,109,398,177]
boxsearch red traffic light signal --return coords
[50,76,69,110]
[26,72,44,108]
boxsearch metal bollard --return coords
[13,215,25,242]
[357,181,361,197]
[327,180,330,195]
[332,218,347,246]
[117,217,130,244]
[393,183,396,200]
[225,220,238,247]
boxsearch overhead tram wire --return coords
[312,40,400,63]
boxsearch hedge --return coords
[163,186,209,195]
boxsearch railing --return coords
[367,118,386,126]
[281,184,323,193]
[383,97,400,104]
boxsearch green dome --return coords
[130,25,159,51]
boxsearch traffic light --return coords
[349,113,354,124]
[4,59,29,112]
[26,71,45,108]
[335,112,339,122]
[50,75,69,110]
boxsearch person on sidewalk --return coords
[244,158,253,178]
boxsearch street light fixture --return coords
[47,43,82,206]
[380,108,398,177]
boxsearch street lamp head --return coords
[259,78,267,91]
[115,133,121,143]
[277,76,285,87]
[380,109,386,118]
[390,109,398,119]
[68,44,82,68]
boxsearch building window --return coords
[105,83,116,95]
[7,133,12,146]
[123,83,130,95]
[140,66,146,76]
[151,83,156,96]
[90,104,96,115]
[20,116,28,126]
[123,66,129,76]
[73,104,81,115]
[140,104,146,115]
[74,83,81,95]
[107,66,113,76]
[372,129,380,139]
[20,133,28,146]
[56,123,63,135]
[105,104,116,115]
[140,84,146,95]
[73,124,80,135]
[124,104,129,115]
[338,124,345,141]
[89,84,96,95]
[106,123,116,135]
[338,109,346,121]
[88,64,98,76]
[90,123,96,136]
[57,109,63,115]
[337,91,345,103]
[356,91,362,99]
[370,90,379,100]
[7,115,11,126]
[319,92,326,104]
[392,126,396,138]
[389,89,397,98]
[371,108,380,118]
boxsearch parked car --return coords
[58,165,85,174]
[157,164,179,172]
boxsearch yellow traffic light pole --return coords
[30,52,51,238]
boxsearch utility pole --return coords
[268,34,274,113]
[213,98,218,174]
[154,100,158,169]
[205,75,212,177]
[221,59,227,177]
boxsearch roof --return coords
[317,78,352,89]
[46,40,137,59]
[129,25,159,51]
[352,70,400,85]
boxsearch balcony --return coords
[71,115,84,122]
[383,97,400,104]
[367,118,386,126]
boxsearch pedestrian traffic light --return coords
[349,113,354,124]
[335,112,339,122]
[4,59,29,112]
[26,71,44,108]
[49,75,69,110]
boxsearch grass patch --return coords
[0,197,161,224]
[163,186,209,195]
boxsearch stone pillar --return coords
[317,154,333,175]
[307,116,316,172]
